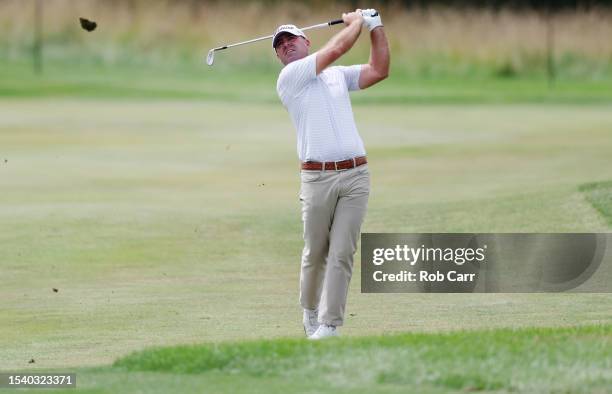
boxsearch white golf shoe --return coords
[303,309,320,337]
[308,324,338,340]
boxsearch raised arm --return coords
[316,10,364,75]
[359,13,390,89]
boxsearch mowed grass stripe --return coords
[113,324,612,392]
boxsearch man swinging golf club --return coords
[274,9,389,339]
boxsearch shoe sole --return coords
[303,324,320,338]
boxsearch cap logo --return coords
[277,24,297,33]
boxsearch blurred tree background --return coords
[1,0,611,98]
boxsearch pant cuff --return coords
[319,318,343,327]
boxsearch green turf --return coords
[111,324,612,393]
[3,325,610,393]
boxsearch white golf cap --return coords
[272,24,307,49]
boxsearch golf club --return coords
[206,18,343,66]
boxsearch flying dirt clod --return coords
[79,17,97,32]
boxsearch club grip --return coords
[329,19,343,26]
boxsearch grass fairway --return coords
[1,98,612,392]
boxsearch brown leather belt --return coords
[301,156,367,171]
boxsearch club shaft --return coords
[301,22,330,31]
[213,34,272,51]
[212,19,343,52]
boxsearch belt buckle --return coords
[335,159,350,172]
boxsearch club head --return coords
[206,49,215,66]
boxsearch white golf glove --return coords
[361,9,383,32]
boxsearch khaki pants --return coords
[298,164,370,326]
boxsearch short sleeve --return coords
[336,64,362,91]
[276,53,317,104]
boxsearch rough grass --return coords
[2,61,612,104]
[580,181,612,226]
[10,325,606,393]
[107,324,612,393]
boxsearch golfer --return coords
[274,9,389,339]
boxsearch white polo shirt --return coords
[277,52,366,162]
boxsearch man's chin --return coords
[285,53,305,64]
